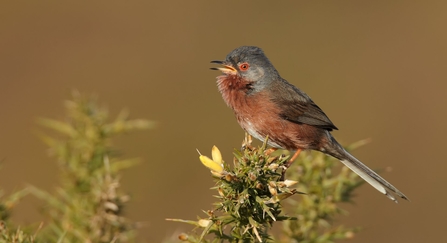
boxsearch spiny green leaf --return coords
[37,118,76,137]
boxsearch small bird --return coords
[211,46,408,203]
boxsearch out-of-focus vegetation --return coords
[0,92,154,242]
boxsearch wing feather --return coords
[269,79,338,131]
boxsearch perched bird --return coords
[211,46,408,203]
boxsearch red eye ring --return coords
[239,63,250,71]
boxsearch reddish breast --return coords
[216,75,286,147]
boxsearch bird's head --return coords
[211,46,279,91]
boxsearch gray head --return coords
[211,46,280,89]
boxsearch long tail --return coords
[323,136,409,203]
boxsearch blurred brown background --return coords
[1,1,446,242]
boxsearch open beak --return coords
[210,60,237,74]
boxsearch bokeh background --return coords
[1,1,446,242]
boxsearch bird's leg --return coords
[281,149,302,180]
[286,149,302,168]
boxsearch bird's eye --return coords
[239,63,250,71]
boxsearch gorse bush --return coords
[169,135,364,243]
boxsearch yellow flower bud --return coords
[198,219,212,228]
[211,145,222,164]
[268,163,278,171]
[199,155,223,173]
[283,179,298,187]
[265,190,297,204]
[178,233,189,241]
[218,187,225,197]
[268,184,277,196]
[211,170,224,177]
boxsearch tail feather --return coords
[324,137,409,203]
